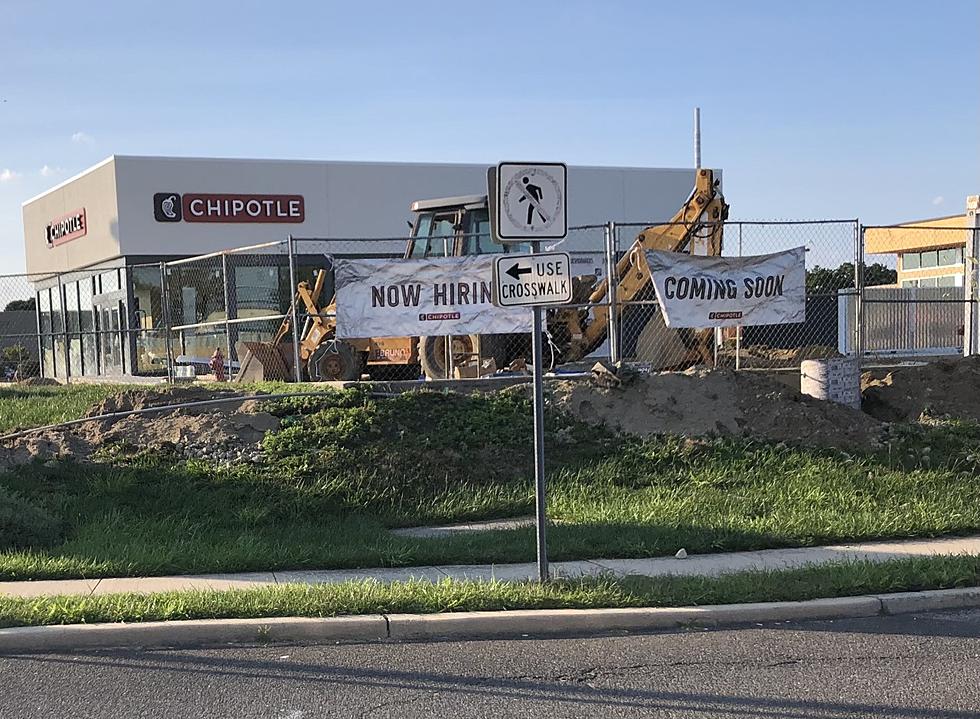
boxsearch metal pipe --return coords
[160,261,175,384]
[604,221,619,365]
[694,107,701,169]
[855,221,865,361]
[164,240,287,267]
[287,234,303,382]
[56,273,71,383]
[529,241,549,582]
[736,223,742,371]
[169,313,288,332]
[221,253,233,380]
[0,371,597,443]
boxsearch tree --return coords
[4,297,36,312]
[806,262,896,293]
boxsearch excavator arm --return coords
[560,168,729,361]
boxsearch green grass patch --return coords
[3,388,980,580]
[0,384,130,434]
[1,555,978,628]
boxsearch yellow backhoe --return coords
[236,168,727,382]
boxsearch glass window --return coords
[41,336,55,378]
[463,210,502,255]
[65,281,79,333]
[939,247,961,266]
[50,285,63,334]
[901,279,919,288]
[409,213,455,258]
[100,270,120,293]
[919,277,938,287]
[132,266,164,329]
[38,289,51,335]
[902,252,920,270]
[78,277,94,332]
[937,275,957,287]
[429,216,456,257]
[235,265,282,317]
[920,251,939,268]
[409,214,433,259]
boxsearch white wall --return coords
[27,155,716,271]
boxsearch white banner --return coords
[335,255,532,339]
[645,247,806,328]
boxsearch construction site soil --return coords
[0,387,279,469]
[3,356,980,467]
[861,355,980,423]
[549,367,885,452]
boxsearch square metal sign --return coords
[492,251,573,307]
[492,162,567,241]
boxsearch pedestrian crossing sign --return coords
[491,162,567,241]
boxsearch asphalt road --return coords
[2,610,979,718]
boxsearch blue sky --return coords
[1,0,977,272]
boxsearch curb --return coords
[0,615,387,653]
[0,589,977,653]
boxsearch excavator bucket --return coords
[235,342,293,382]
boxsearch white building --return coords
[22,155,716,378]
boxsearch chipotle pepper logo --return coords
[153,193,305,223]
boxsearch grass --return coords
[4,386,980,580]
[0,384,130,434]
[1,555,978,628]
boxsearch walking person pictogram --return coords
[518,176,546,226]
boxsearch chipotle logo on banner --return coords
[153,193,305,223]
[46,208,87,247]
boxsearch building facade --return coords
[864,214,972,288]
[22,155,713,379]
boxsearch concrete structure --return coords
[22,155,715,379]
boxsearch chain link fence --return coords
[613,220,860,371]
[7,218,978,384]
[858,224,977,362]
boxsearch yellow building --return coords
[864,214,972,288]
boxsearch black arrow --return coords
[506,263,531,281]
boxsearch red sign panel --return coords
[181,194,305,223]
[46,208,87,247]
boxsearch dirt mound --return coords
[17,377,60,387]
[0,391,280,469]
[862,356,980,423]
[551,366,885,451]
[83,387,246,418]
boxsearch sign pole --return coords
[489,160,569,584]
[530,241,549,582]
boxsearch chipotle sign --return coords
[46,208,87,247]
[153,193,305,223]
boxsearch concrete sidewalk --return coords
[2,534,979,600]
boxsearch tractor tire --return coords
[418,334,479,380]
[307,341,366,382]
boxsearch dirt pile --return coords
[0,389,280,468]
[551,366,885,451]
[862,356,980,423]
[83,386,246,418]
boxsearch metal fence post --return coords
[605,221,619,365]
[964,197,980,356]
[221,252,233,380]
[855,221,865,362]
[287,234,303,382]
[159,261,174,384]
[735,223,743,371]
